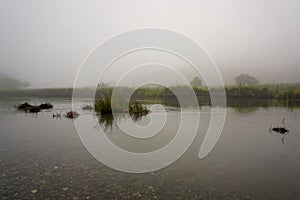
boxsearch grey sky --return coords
[0,0,299,87]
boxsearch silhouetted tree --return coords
[235,74,259,85]
[190,76,202,87]
[0,75,30,89]
[97,82,110,88]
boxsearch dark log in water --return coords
[271,127,289,134]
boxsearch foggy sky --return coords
[0,0,299,88]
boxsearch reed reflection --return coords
[96,112,146,132]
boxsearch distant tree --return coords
[190,76,202,87]
[235,74,259,85]
[97,82,110,88]
[0,75,30,89]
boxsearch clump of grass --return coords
[94,91,113,114]
[129,100,149,115]
[94,90,150,116]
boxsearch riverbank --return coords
[1,83,300,100]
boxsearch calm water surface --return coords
[0,98,300,199]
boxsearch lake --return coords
[0,98,300,199]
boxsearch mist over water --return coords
[1,1,300,199]
[0,0,300,88]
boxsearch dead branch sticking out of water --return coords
[270,118,289,134]
[65,111,79,119]
[53,111,62,119]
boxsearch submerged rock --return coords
[28,106,41,113]
[82,105,94,111]
[17,102,32,111]
[17,102,40,113]
[17,102,53,113]
[39,103,53,109]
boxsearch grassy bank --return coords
[132,83,300,99]
[1,83,300,100]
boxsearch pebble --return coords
[31,190,38,194]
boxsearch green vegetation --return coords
[225,84,300,99]
[129,101,150,115]
[94,89,150,115]
[94,89,114,114]
[133,83,300,100]
[1,83,300,100]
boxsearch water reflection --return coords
[233,106,260,114]
[96,112,146,132]
[230,99,300,113]
[281,132,289,145]
[96,113,116,131]
[140,97,300,114]
[269,119,290,144]
[270,129,290,144]
[1,98,300,199]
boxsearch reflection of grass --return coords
[233,106,260,114]
[96,112,145,132]
[97,113,115,131]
